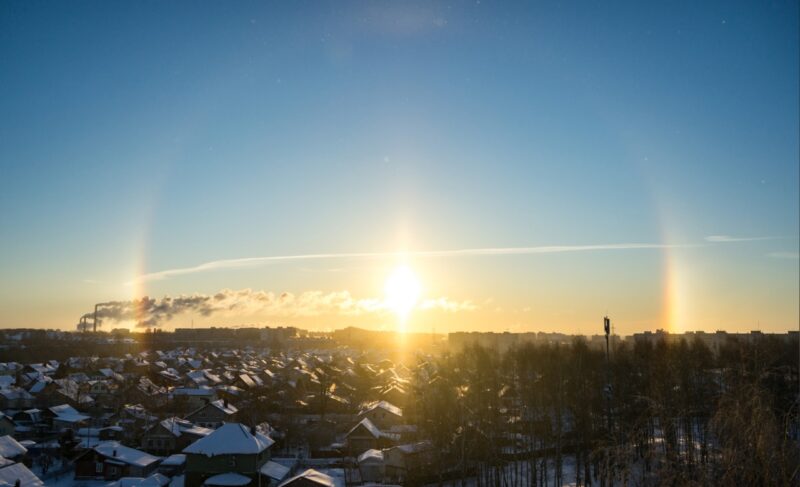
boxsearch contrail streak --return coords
[128,242,693,284]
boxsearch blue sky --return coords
[0,1,797,333]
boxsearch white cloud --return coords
[766,251,799,260]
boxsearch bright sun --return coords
[384,265,421,326]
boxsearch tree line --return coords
[411,334,799,486]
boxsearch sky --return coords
[0,0,797,335]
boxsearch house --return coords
[383,441,435,482]
[141,417,212,455]
[88,379,116,400]
[10,409,42,439]
[74,441,161,480]
[75,425,125,448]
[98,368,125,383]
[277,469,336,487]
[357,400,403,429]
[156,453,186,477]
[357,449,385,482]
[185,399,238,429]
[182,423,274,487]
[0,388,34,410]
[31,381,63,408]
[156,368,182,386]
[11,409,41,426]
[234,373,263,390]
[53,378,95,408]
[45,404,90,432]
[170,387,216,411]
[345,418,398,456]
[24,363,56,377]
[123,378,169,409]
[215,384,243,405]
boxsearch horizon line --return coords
[4,324,797,337]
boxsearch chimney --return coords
[94,304,100,333]
[223,398,228,408]
[112,449,117,457]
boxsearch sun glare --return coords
[384,265,421,327]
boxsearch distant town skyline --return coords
[1,1,798,334]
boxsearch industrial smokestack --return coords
[94,303,100,333]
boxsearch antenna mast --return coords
[604,315,612,432]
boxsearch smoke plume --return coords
[76,288,475,329]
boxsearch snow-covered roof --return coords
[208,399,238,415]
[0,462,43,487]
[50,406,89,423]
[28,380,48,394]
[259,461,290,481]
[121,403,155,420]
[0,388,33,401]
[159,418,213,438]
[0,436,27,458]
[359,400,402,418]
[215,385,242,396]
[238,374,255,388]
[204,472,252,486]
[160,454,186,466]
[76,425,123,439]
[171,387,215,396]
[357,449,384,464]
[186,370,209,386]
[106,473,170,487]
[346,418,397,439]
[49,404,90,424]
[182,423,274,456]
[93,441,160,468]
[278,469,335,487]
[389,440,433,455]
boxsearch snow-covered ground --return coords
[425,456,581,487]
